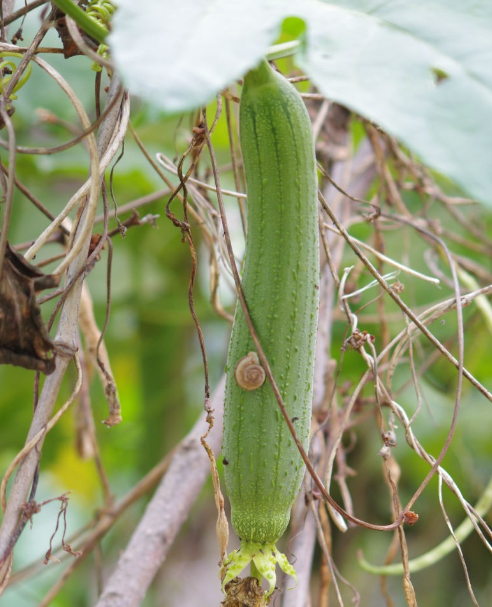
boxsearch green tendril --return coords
[0,52,33,100]
[86,0,116,30]
[91,43,110,72]
[86,0,116,71]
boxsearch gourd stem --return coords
[242,59,271,87]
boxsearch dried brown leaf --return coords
[0,243,59,374]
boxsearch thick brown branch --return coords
[92,378,225,607]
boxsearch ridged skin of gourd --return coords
[223,60,320,545]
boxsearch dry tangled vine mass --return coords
[0,2,491,606]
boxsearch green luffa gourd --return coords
[221,59,320,596]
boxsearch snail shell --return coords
[234,351,266,391]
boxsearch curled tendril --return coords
[0,52,33,100]
[92,43,110,72]
[86,0,116,72]
[86,0,116,29]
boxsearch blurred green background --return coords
[1,7,492,607]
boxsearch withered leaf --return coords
[0,243,59,374]
[0,106,15,131]
[53,10,83,59]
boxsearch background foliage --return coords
[1,2,492,606]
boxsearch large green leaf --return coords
[110,0,492,206]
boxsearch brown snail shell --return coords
[234,352,266,391]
